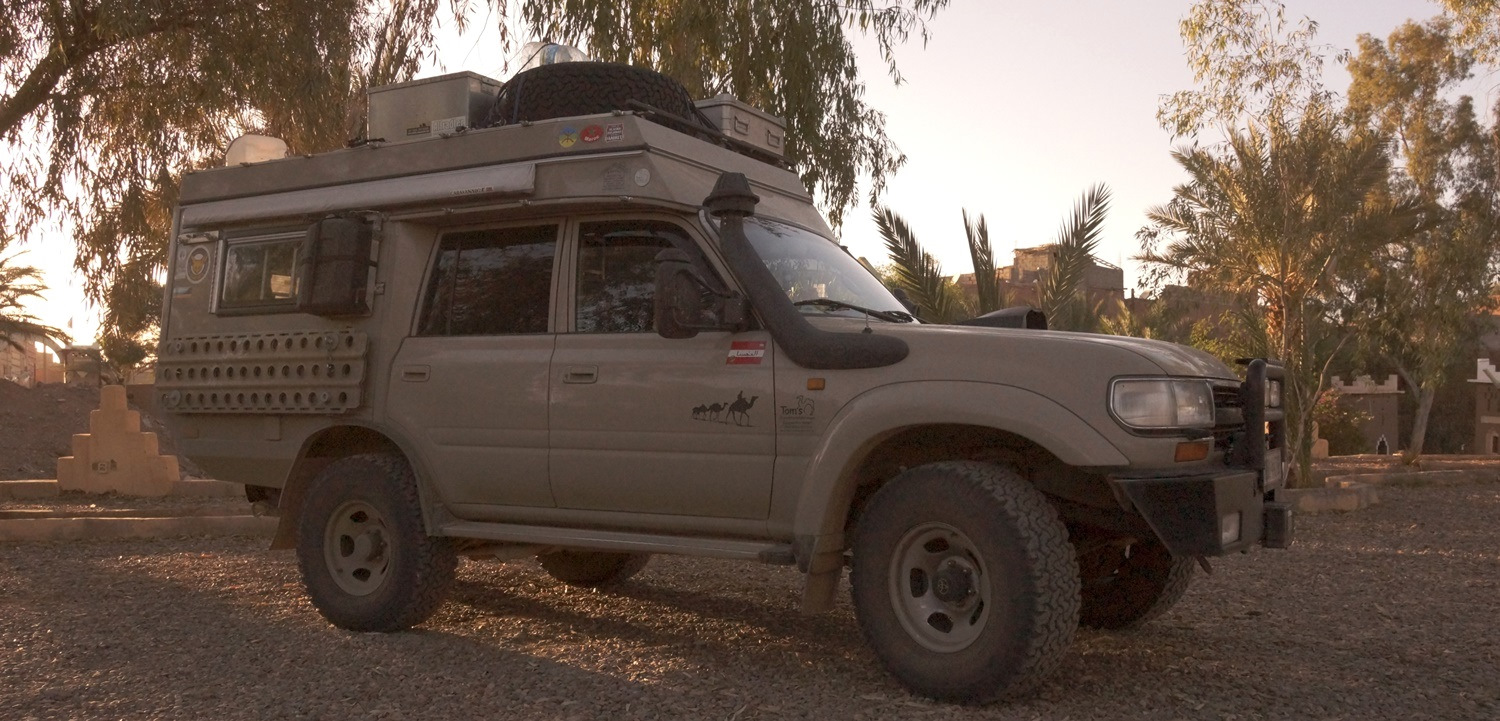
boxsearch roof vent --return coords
[225,134,289,166]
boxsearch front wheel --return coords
[1074,528,1194,630]
[296,453,457,632]
[850,462,1080,704]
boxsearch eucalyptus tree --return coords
[1,0,446,362]
[1439,0,1500,63]
[1345,19,1500,459]
[520,0,949,227]
[3,0,951,354]
[1138,107,1422,485]
[1157,0,1341,139]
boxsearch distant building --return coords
[1328,374,1403,454]
[955,244,1125,313]
[0,322,66,387]
[1469,360,1500,454]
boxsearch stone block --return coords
[56,385,181,497]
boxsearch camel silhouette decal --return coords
[725,391,758,426]
[689,391,757,426]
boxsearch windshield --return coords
[729,216,912,321]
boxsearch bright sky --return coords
[18,0,1492,344]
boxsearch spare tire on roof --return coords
[486,61,711,128]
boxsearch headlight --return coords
[1266,379,1282,408]
[1110,378,1215,430]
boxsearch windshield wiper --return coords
[793,298,914,323]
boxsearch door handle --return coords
[563,365,598,384]
[400,365,430,382]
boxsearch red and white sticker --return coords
[727,340,767,365]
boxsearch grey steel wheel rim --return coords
[323,500,392,596]
[888,522,991,653]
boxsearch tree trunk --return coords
[1405,384,1436,462]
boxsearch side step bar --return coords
[438,520,797,564]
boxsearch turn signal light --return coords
[1174,440,1210,462]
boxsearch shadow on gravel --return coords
[0,543,673,721]
[447,575,869,668]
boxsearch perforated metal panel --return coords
[156,331,368,414]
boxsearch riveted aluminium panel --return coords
[155,330,367,414]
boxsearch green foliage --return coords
[1,0,450,347]
[517,0,950,227]
[1138,106,1422,486]
[0,235,55,352]
[874,206,967,323]
[1344,19,1499,459]
[2,0,950,344]
[98,332,150,374]
[1312,389,1371,456]
[881,188,1112,328]
[1439,0,1500,64]
[1039,184,1110,332]
[1159,0,1343,138]
[962,210,1005,315]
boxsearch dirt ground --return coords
[0,381,198,481]
[0,381,102,480]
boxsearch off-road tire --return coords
[487,62,709,128]
[850,461,1080,704]
[1075,530,1194,630]
[538,550,651,588]
[296,453,457,632]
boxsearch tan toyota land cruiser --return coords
[157,61,1291,703]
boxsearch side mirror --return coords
[891,287,920,316]
[298,217,374,316]
[653,249,747,339]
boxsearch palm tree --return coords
[1038,184,1111,332]
[875,207,969,323]
[963,209,1007,315]
[0,236,53,352]
[1138,104,1422,485]
[879,187,1111,326]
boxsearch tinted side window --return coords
[221,233,301,309]
[575,220,702,333]
[419,225,557,336]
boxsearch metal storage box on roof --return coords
[367,71,503,143]
[694,94,786,159]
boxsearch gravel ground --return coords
[2,483,1497,720]
[0,492,250,515]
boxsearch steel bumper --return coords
[1111,471,1293,557]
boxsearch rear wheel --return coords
[1074,528,1194,630]
[850,462,1080,703]
[296,454,457,632]
[538,550,651,588]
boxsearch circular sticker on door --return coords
[186,246,211,283]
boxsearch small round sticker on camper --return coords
[581,125,604,143]
[558,127,580,148]
[186,246,211,283]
